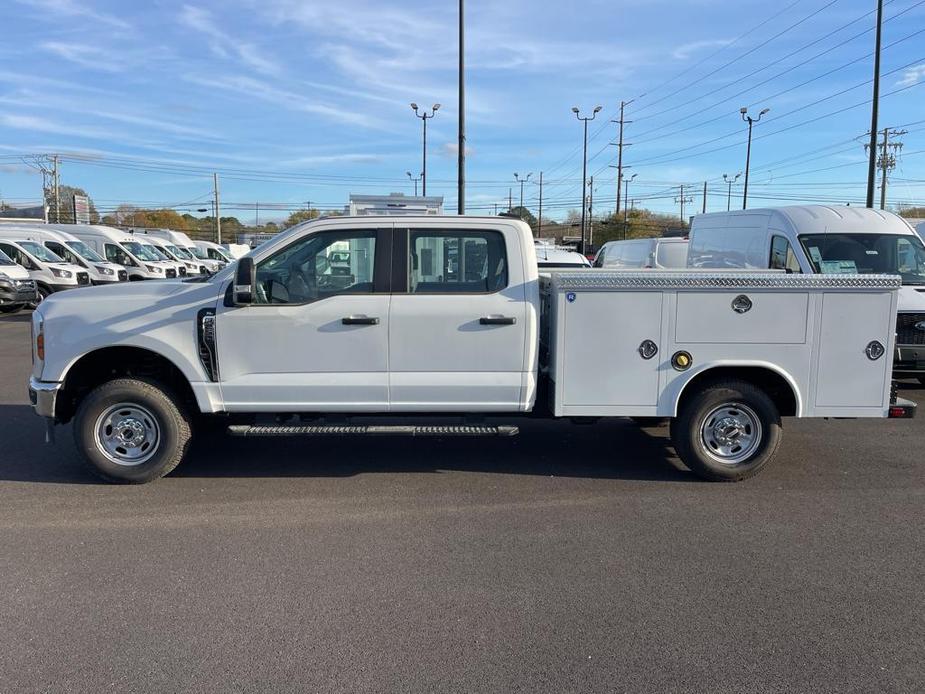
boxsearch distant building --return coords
[346,193,443,216]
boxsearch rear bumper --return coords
[28,376,62,419]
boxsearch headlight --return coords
[95,265,115,275]
[50,267,73,279]
[146,265,163,273]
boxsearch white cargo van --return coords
[534,243,591,269]
[593,237,689,269]
[0,247,38,313]
[68,226,177,280]
[135,229,223,273]
[687,205,925,383]
[10,225,126,284]
[0,235,90,302]
[195,240,235,264]
[135,234,203,276]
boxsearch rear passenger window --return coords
[409,230,507,293]
[769,236,801,273]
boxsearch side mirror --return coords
[234,257,256,305]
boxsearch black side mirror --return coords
[234,257,255,305]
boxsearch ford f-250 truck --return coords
[28,215,915,483]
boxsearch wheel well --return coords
[677,366,798,417]
[56,346,196,423]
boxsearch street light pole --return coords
[514,172,532,216]
[740,106,769,210]
[406,171,422,196]
[536,171,543,238]
[866,0,884,208]
[411,103,440,196]
[573,105,602,255]
[623,173,636,240]
[723,172,741,212]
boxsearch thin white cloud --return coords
[672,39,733,61]
[897,64,925,87]
[14,0,130,30]
[0,113,126,141]
[179,5,279,75]
[40,42,123,73]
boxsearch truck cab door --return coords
[215,226,392,412]
[388,225,528,411]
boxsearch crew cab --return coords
[29,215,914,483]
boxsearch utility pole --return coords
[866,0,884,208]
[213,172,221,244]
[457,0,465,214]
[622,173,637,240]
[508,187,513,212]
[866,128,906,210]
[611,99,633,217]
[255,201,259,228]
[701,181,707,214]
[723,173,741,211]
[675,185,693,225]
[536,171,544,238]
[52,154,60,223]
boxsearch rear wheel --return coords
[74,378,191,483]
[671,380,781,482]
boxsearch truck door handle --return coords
[342,315,379,325]
[480,315,516,325]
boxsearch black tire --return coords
[73,378,191,483]
[0,304,23,314]
[630,416,670,428]
[671,379,782,482]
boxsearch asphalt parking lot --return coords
[0,312,923,693]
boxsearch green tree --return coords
[283,208,319,227]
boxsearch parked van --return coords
[195,240,236,264]
[135,234,203,276]
[0,234,89,303]
[593,236,689,269]
[134,229,224,273]
[67,226,177,280]
[136,240,187,277]
[0,247,38,313]
[10,225,126,284]
[534,243,591,269]
[688,205,925,383]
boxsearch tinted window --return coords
[105,243,134,266]
[0,243,27,267]
[621,241,650,267]
[656,241,689,268]
[799,233,925,285]
[255,229,376,304]
[769,236,801,273]
[408,230,507,293]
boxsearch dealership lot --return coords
[1,313,923,692]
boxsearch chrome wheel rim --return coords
[700,403,762,466]
[94,403,160,466]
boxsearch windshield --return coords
[167,244,193,260]
[189,246,209,259]
[0,248,14,266]
[799,233,925,285]
[122,241,161,262]
[18,241,64,263]
[144,244,171,261]
[66,240,104,262]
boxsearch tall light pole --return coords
[514,172,531,216]
[406,171,422,196]
[866,0,884,208]
[622,173,636,240]
[457,0,465,214]
[723,172,741,212]
[411,103,440,196]
[573,105,602,254]
[740,106,769,210]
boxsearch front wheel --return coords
[671,380,781,482]
[74,378,192,483]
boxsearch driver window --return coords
[254,230,376,304]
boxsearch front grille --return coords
[165,268,177,279]
[118,270,128,282]
[76,272,90,285]
[896,313,925,346]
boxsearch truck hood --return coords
[898,285,925,312]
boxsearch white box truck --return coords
[28,215,914,484]
[688,205,925,385]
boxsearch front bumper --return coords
[0,279,38,305]
[29,376,62,419]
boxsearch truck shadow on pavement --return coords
[0,405,694,483]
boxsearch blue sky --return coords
[1,0,923,222]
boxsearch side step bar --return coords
[228,424,520,437]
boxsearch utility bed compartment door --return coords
[675,291,808,344]
[562,292,663,407]
[815,291,894,408]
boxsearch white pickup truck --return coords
[28,215,915,483]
